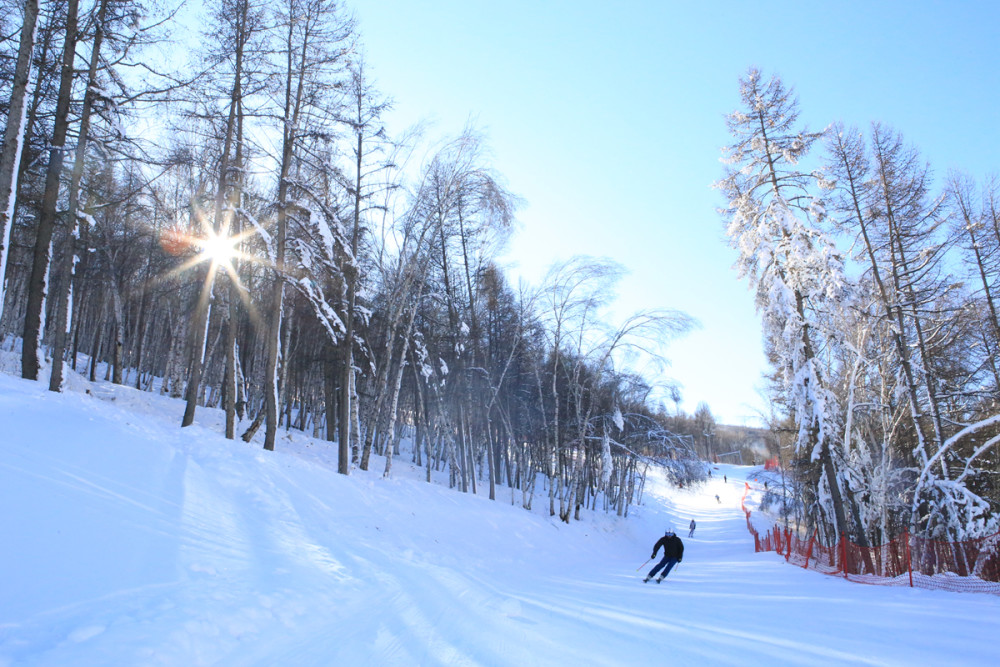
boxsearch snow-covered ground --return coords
[2,366,999,666]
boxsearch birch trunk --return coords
[339,128,363,474]
[383,304,419,477]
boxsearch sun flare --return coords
[155,218,270,330]
[199,231,238,266]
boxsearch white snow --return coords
[1,360,998,665]
[75,211,97,228]
[310,204,337,254]
[613,405,625,432]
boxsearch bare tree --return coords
[260,0,352,451]
[336,56,389,473]
[947,172,1000,389]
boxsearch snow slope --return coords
[2,367,999,666]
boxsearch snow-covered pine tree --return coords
[716,68,852,543]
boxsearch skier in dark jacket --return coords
[644,528,684,583]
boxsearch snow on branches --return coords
[284,202,350,344]
[718,68,853,539]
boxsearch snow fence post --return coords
[904,529,913,588]
[840,534,848,579]
[804,530,817,570]
[785,527,792,562]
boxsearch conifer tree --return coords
[717,68,851,542]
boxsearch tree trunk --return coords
[264,11,309,451]
[350,369,361,462]
[360,293,411,470]
[485,413,497,500]
[223,2,249,438]
[383,305,418,477]
[225,72,246,439]
[49,0,109,391]
[2,8,53,317]
[324,351,338,442]
[21,0,80,380]
[181,268,213,424]
[109,275,125,385]
[183,71,242,427]
[0,0,40,316]
[339,128,364,474]
[132,243,155,390]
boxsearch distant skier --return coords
[644,528,684,583]
[715,494,720,503]
[724,475,727,484]
[688,519,696,537]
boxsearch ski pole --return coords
[636,558,653,571]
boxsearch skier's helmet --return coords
[664,525,675,536]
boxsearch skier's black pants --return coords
[648,557,679,579]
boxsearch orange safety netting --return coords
[740,482,1000,595]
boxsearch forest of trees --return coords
[0,0,705,522]
[719,68,1000,547]
[5,3,996,543]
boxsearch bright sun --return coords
[199,232,238,266]
[155,221,265,327]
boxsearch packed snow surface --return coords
[2,368,999,666]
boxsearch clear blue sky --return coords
[350,0,1000,425]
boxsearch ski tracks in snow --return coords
[4,370,1000,666]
